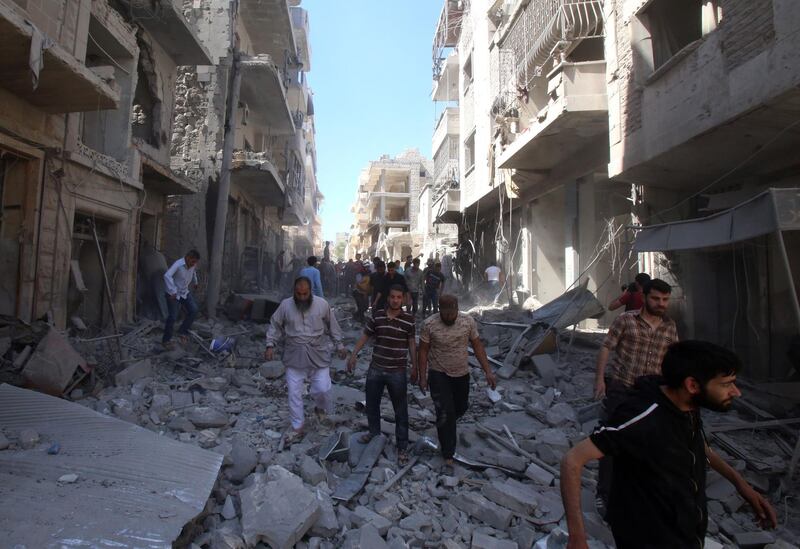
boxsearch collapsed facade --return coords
[430,0,800,380]
[0,0,210,329]
[170,0,322,298]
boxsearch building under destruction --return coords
[430,0,800,381]
[0,0,322,330]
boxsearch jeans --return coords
[424,288,439,314]
[597,377,632,503]
[407,292,419,315]
[429,369,470,459]
[163,292,198,343]
[365,367,409,450]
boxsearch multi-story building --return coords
[0,0,209,328]
[170,0,321,296]
[349,150,432,261]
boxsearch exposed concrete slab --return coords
[240,55,295,133]
[0,384,222,547]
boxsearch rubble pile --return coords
[1,302,799,548]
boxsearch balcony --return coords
[369,218,411,228]
[433,107,459,155]
[240,55,295,134]
[231,150,286,206]
[139,150,198,195]
[0,2,118,113]
[114,0,211,65]
[281,186,306,226]
[240,0,297,60]
[290,7,311,71]
[433,188,461,224]
[498,60,607,172]
[432,50,459,102]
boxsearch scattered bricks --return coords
[545,402,577,427]
[352,505,392,536]
[524,462,555,486]
[451,492,512,530]
[300,455,326,485]
[114,359,153,386]
[732,531,777,548]
[187,406,229,428]
[482,478,539,515]
[471,531,517,549]
[259,361,285,379]
[240,471,320,548]
[374,497,403,522]
[19,429,39,449]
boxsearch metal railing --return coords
[500,0,604,88]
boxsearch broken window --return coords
[639,0,722,71]
[464,129,476,173]
[131,47,163,148]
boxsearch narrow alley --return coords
[0,0,799,548]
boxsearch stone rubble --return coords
[2,297,796,548]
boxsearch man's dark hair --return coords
[186,249,200,260]
[634,272,651,287]
[661,340,742,389]
[387,261,396,269]
[294,276,312,289]
[434,262,442,268]
[307,256,317,266]
[388,284,405,296]
[644,278,671,295]
[439,294,458,311]
[375,260,385,270]
[413,258,420,265]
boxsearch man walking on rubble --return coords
[404,257,424,316]
[593,278,678,516]
[561,340,777,549]
[348,285,417,464]
[162,249,200,348]
[265,276,347,444]
[417,294,496,470]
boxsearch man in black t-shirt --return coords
[423,262,445,315]
[372,261,408,311]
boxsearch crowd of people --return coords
[162,250,778,548]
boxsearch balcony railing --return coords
[433,137,459,183]
[499,0,604,89]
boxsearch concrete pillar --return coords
[564,180,579,289]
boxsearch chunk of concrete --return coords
[240,471,320,548]
[545,402,577,427]
[482,478,539,515]
[352,505,392,536]
[342,523,390,549]
[221,495,237,520]
[733,531,777,548]
[22,328,87,394]
[451,491,512,530]
[260,361,286,379]
[300,455,326,485]
[531,355,557,385]
[525,462,555,486]
[311,489,339,537]
[19,429,39,449]
[398,512,432,531]
[471,531,517,549]
[115,359,153,386]
[187,407,229,428]
[227,438,258,482]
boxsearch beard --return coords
[441,315,457,326]
[644,302,667,317]
[294,294,313,312]
[692,386,733,412]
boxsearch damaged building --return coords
[168,0,322,302]
[428,0,800,379]
[0,0,210,330]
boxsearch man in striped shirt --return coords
[348,285,417,463]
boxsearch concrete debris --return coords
[221,494,237,520]
[471,531,518,549]
[300,454,326,485]
[22,328,88,395]
[18,428,39,449]
[260,360,286,379]
[0,432,9,450]
[451,491,513,530]
[114,359,153,386]
[240,469,320,548]
[187,406,229,428]
[482,477,539,515]
[57,473,79,483]
[342,523,390,549]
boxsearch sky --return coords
[303,0,444,242]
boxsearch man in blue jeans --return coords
[348,285,417,464]
[163,249,200,348]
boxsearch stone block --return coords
[482,478,538,515]
[260,361,286,379]
[545,402,577,427]
[311,490,339,537]
[240,471,320,548]
[471,531,517,549]
[19,429,39,449]
[342,523,389,549]
[398,511,432,531]
[115,359,153,386]
[451,492,512,530]
[524,462,555,486]
[531,355,557,385]
[187,406,229,428]
[733,531,777,548]
[300,455,326,485]
[227,437,258,482]
[352,505,392,536]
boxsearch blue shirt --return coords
[299,266,324,297]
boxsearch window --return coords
[464,129,476,173]
[639,0,721,71]
[462,51,474,91]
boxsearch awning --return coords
[633,188,800,252]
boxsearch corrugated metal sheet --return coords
[0,384,223,548]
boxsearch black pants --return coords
[429,369,470,459]
[353,291,368,320]
[407,292,419,315]
[597,378,631,502]
[365,367,409,450]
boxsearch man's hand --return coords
[739,484,778,529]
[346,354,357,373]
[409,367,418,384]
[264,347,274,361]
[594,377,606,400]
[485,369,497,390]
[418,374,428,393]
[337,348,348,360]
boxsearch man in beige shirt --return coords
[416,294,496,466]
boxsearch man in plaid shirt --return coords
[593,278,678,515]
